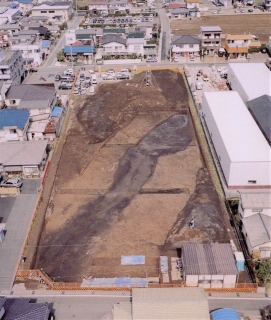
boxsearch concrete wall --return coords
[227,64,248,102]
[238,202,271,218]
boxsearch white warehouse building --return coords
[202,91,271,189]
[227,63,271,102]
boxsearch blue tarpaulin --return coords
[121,255,145,265]
[211,308,239,320]
[81,277,148,288]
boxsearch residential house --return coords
[5,83,56,121]
[41,39,51,59]
[224,34,261,59]
[0,49,25,84]
[20,15,49,27]
[63,44,95,63]
[108,0,130,13]
[0,31,9,48]
[0,109,30,142]
[238,193,271,218]
[10,35,43,66]
[200,26,222,54]
[247,94,271,146]
[31,1,73,24]
[242,213,271,258]
[170,8,189,18]
[29,26,50,37]
[144,43,157,58]
[171,34,201,57]
[127,37,144,56]
[101,34,127,56]
[103,28,126,36]
[18,0,35,14]
[0,8,21,25]
[88,0,109,14]
[186,0,200,8]
[0,24,21,37]
[0,140,48,176]
[65,28,102,46]
[168,3,186,9]
[0,298,50,319]
[181,243,238,288]
[112,287,210,320]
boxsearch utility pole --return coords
[70,44,73,71]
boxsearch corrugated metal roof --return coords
[0,109,29,129]
[200,26,222,32]
[182,243,238,275]
[242,213,271,248]
[101,34,126,45]
[202,91,271,163]
[241,193,271,209]
[247,95,271,146]
[132,288,210,320]
[0,141,47,166]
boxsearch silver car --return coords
[0,178,22,188]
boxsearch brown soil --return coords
[171,14,271,42]
[34,70,231,282]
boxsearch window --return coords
[244,40,248,43]
[24,166,39,174]
[248,180,257,184]
[179,44,184,48]
[10,129,17,134]
[204,33,211,37]
[189,44,194,48]
[41,10,47,13]
[9,99,16,105]
[48,10,55,13]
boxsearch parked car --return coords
[248,9,253,12]
[174,57,179,62]
[58,82,73,89]
[119,68,131,73]
[189,56,195,61]
[64,69,74,76]
[0,178,22,188]
[29,67,38,72]
[102,74,115,80]
[73,87,80,94]
[203,74,209,81]
[79,73,85,81]
[146,56,157,62]
[116,72,129,79]
[55,74,61,81]
[84,81,90,88]
[88,69,95,75]
[106,69,115,74]
[89,86,95,94]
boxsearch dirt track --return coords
[35,70,231,282]
[171,14,271,42]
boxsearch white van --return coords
[91,74,97,84]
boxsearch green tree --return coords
[57,51,65,62]
[255,259,271,284]
[59,22,67,30]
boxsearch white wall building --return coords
[10,38,43,66]
[88,1,108,14]
[238,193,271,218]
[227,63,271,102]
[202,91,271,189]
[31,2,73,24]
[0,49,25,84]
[171,35,201,57]
[127,38,144,56]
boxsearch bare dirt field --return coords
[171,14,271,42]
[35,70,232,282]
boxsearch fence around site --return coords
[16,269,258,292]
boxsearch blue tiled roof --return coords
[0,109,29,129]
[63,45,94,54]
[18,0,33,3]
[42,40,50,48]
[51,106,63,117]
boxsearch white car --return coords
[88,69,95,75]
[64,69,74,76]
[146,57,157,62]
[174,57,179,62]
[73,87,80,94]
[89,86,95,94]
[102,74,115,80]
[0,178,22,188]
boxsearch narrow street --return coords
[157,4,171,61]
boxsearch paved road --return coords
[157,7,171,61]
[43,15,82,67]
[0,194,38,290]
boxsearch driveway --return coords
[0,197,16,223]
[21,178,41,195]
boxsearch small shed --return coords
[181,243,238,288]
[211,308,239,320]
[234,252,245,272]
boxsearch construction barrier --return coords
[16,270,257,292]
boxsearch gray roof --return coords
[182,243,238,276]
[131,288,210,320]
[0,50,20,66]
[241,192,271,209]
[6,84,56,109]
[247,95,271,146]
[101,34,126,45]
[200,26,222,32]
[171,8,189,14]
[28,16,49,20]
[0,24,20,30]
[2,298,50,320]
[172,34,201,45]
[0,140,47,166]
[243,213,271,248]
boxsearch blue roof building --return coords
[51,106,63,117]
[9,2,19,8]
[63,45,95,55]
[18,0,33,3]
[42,40,50,49]
[0,109,29,129]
